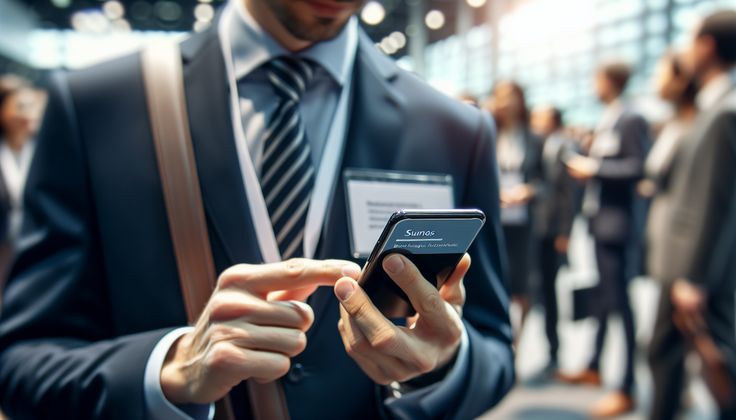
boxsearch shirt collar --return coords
[598,99,624,131]
[696,70,736,110]
[229,0,355,86]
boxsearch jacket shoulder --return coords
[65,52,144,101]
[618,109,648,127]
[357,37,492,139]
[382,71,494,149]
[398,70,490,133]
[60,52,151,142]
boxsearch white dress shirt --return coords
[696,70,736,111]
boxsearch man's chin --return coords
[286,19,347,43]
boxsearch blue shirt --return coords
[229,0,349,172]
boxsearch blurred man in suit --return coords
[649,10,736,420]
[563,62,650,418]
[531,106,578,377]
[0,0,514,419]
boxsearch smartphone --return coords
[358,209,486,318]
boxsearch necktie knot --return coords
[266,57,316,102]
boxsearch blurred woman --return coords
[644,53,700,420]
[487,81,543,341]
[639,54,697,202]
[0,75,42,286]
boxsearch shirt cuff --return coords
[144,327,215,420]
[384,324,470,418]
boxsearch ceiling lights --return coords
[467,0,487,8]
[361,1,386,26]
[378,31,407,55]
[425,10,445,30]
[102,1,125,20]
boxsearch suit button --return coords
[287,362,305,383]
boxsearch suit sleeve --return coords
[596,114,648,181]
[527,134,546,199]
[666,111,736,291]
[0,72,172,420]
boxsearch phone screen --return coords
[359,211,485,318]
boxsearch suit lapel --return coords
[320,32,406,261]
[181,27,263,268]
[308,33,405,332]
[341,33,405,171]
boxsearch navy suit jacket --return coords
[0,24,513,420]
[589,110,649,244]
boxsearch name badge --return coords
[344,169,454,258]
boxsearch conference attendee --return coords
[562,62,649,417]
[644,52,698,420]
[639,52,697,202]
[0,0,514,419]
[530,105,578,376]
[488,81,543,342]
[0,75,41,298]
[649,10,736,419]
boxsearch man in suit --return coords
[648,10,736,420]
[563,62,649,418]
[0,0,514,419]
[530,106,578,376]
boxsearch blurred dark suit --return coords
[587,111,649,244]
[585,107,649,395]
[0,20,514,420]
[534,132,577,364]
[649,78,736,420]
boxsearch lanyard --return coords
[218,3,357,263]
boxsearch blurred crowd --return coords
[464,9,736,420]
[0,5,734,420]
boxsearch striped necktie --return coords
[258,57,316,259]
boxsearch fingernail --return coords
[289,300,312,313]
[383,254,404,274]
[341,263,362,279]
[335,279,356,302]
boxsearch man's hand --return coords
[671,279,706,315]
[671,279,707,338]
[160,259,361,405]
[670,280,733,406]
[637,179,657,198]
[500,184,535,207]
[554,235,569,254]
[565,154,599,181]
[333,253,470,385]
